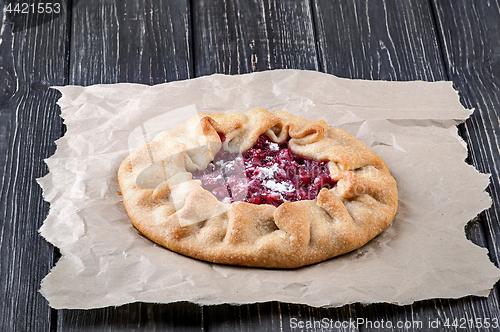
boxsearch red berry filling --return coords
[191,135,337,207]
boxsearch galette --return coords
[118,108,398,268]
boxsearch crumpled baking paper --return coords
[38,69,500,309]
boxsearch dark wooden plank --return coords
[313,0,447,81]
[58,1,203,330]
[0,1,70,331]
[58,302,203,332]
[0,1,16,184]
[192,0,318,76]
[69,0,192,86]
[313,0,500,330]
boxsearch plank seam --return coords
[428,0,450,81]
[188,0,196,78]
[309,0,324,73]
[65,0,73,85]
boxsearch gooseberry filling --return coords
[191,135,337,207]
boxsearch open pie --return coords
[118,108,398,268]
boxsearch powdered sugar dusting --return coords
[263,180,294,193]
[269,142,279,151]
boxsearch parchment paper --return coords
[38,69,500,309]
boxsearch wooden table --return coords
[1,0,499,331]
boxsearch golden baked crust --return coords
[117,108,398,268]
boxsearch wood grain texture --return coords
[58,302,203,332]
[313,0,447,81]
[69,0,192,85]
[0,1,16,188]
[0,1,69,331]
[314,0,500,330]
[192,0,318,76]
